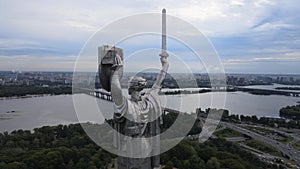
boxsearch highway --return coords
[240,124,300,150]
[220,121,300,164]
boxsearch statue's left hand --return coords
[111,54,123,79]
[112,54,123,70]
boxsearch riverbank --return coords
[0,94,54,100]
[0,86,72,98]
[280,104,300,120]
[276,87,300,91]
[236,87,296,96]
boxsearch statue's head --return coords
[128,76,147,96]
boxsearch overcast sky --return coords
[0,0,300,74]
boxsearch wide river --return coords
[0,89,299,132]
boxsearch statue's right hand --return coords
[159,51,169,67]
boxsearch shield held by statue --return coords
[98,45,124,92]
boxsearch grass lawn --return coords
[242,139,281,156]
[243,126,275,135]
[275,137,293,144]
[214,128,242,138]
[292,141,300,151]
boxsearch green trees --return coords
[0,122,280,169]
[0,161,27,169]
[24,150,65,169]
[206,157,220,169]
[0,124,114,169]
[161,139,277,169]
[280,105,300,119]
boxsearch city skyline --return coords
[0,0,300,74]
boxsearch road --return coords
[220,121,300,164]
[240,124,300,150]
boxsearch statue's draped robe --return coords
[113,89,162,169]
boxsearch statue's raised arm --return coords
[151,8,169,91]
[151,52,169,90]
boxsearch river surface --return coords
[0,91,299,132]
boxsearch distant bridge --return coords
[91,89,192,116]
[92,89,112,101]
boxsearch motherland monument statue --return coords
[98,9,169,169]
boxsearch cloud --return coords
[0,0,283,40]
[222,51,300,73]
[0,0,300,73]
